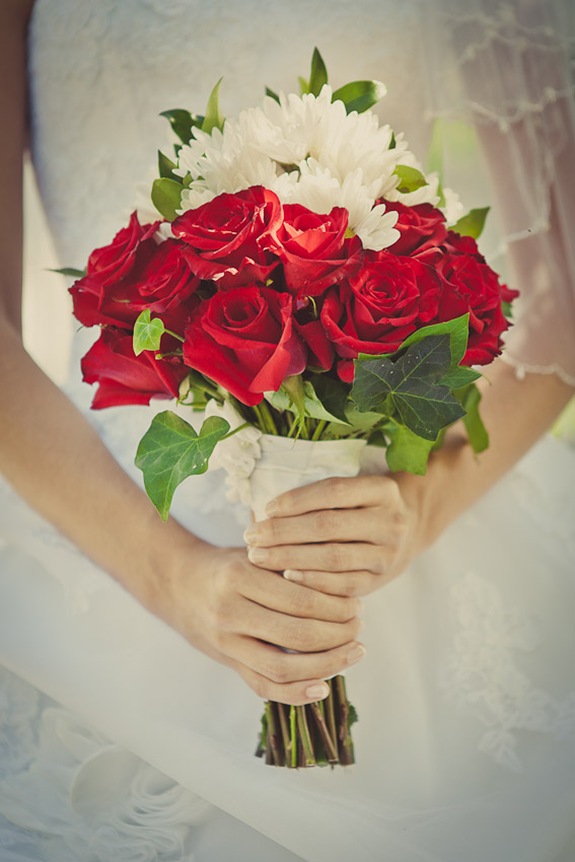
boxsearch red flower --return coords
[385,201,448,256]
[267,204,363,297]
[183,285,306,405]
[321,251,441,380]
[436,232,518,365]
[71,217,199,331]
[172,187,282,287]
[81,329,187,408]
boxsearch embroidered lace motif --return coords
[443,572,575,772]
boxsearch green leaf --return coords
[298,75,310,95]
[309,374,350,425]
[394,165,428,194]
[151,178,183,221]
[457,382,489,454]
[308,47,328,96]
[158,149,179,180]
[451,207,490,240]
[49,267,86,278]
[265,86,280,104]
[385,421,436,475]
[133,309,166,356]
[352,335,466,440]
[391,314,470,369]
[331,80,386,114]
[440,366,481,390]
[267,377,348,426]
[159,109,204,145]
[201,79,225,134]
[135,412,230,520]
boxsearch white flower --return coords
[441,187,465,225]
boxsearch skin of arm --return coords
[0,0,364,706]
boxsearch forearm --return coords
[401,358,574,556]
[0,315,201,611]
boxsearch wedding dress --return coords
[1,1,575,860]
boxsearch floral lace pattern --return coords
[0,668,210,862]
[442,572,575,772]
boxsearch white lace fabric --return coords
[421,0,575,384]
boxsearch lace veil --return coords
[420,0,575,385]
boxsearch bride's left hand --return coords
[243,474,418,598]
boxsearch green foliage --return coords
[158,149,179,180]
[395,314,470,368]
[201,79,225,134]
[384,421,436,475]
[352,335,466,441]
[307,47,328,96]
[331,80,386,114]
[135,412,230,520]
[456,382,489,453]
[49,267,86,278]
[393,165,428,194]
[151,178,183,221]
[159,108,204,145]
[451,207,490,240]
[265,86,280,104]
[133,309,166,356]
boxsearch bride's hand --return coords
[243,475,418,598]
[158,540,365,705]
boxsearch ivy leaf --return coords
[151,178,183,221]
[331,80,386,114]
[440,365,481,390]
[352,335,466,440]
[451,207,490,240]
[135,412,230,520]
[394,165,428,194]
[384,421,436,475]
[391,314,470,369]
[201,79,224,134]
[456,382,489,453]
[159,109,204,145]
[133,309,165,356]
[308,47,328,96]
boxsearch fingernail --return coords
[284,569,303,582]
[305,683,329,700]
[248,547,269,564]
[347,644,366,665]
[243,527,258,545]
[266,499,280,516]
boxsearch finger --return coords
[242,568,361,623]
[245,506,407,548]
[229,597,362,653]
[248,541,389,577]
[230,640,366,705]
[265,474,402,518]
[283,568,382,597]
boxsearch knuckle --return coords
[314,509,339,536]
[263,653,291,685]
[328,477,350,504]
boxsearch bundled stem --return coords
[255,675,357,768]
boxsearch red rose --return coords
[384,201,448,256]
[267,204,363,297]
[86,211,160,286]
[183,285,306,405]
[321,251,441,380]
[81,329,187,408]
[436,232,518,365]
[71,212,161,328]
[172,186,282,287]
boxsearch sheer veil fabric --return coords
[1,1,575,860]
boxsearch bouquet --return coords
[67,50,517,768]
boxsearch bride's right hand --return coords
[159,539,365,705]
